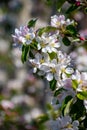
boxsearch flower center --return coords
[56,21,61,27]
[40,59,44,64]
[25,34,30,40]
[41,42,45,48]
[51,43,55,47]
[51,68,56,73]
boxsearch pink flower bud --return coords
[79,36,85,41]
[75,1,81,6]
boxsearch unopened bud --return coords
[75,1,81,6]
[79,36,85,41]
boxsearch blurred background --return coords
[0,0,87,130]
[0,1,52,129]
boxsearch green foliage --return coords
[85,7,87,13]
[21,44,29,63]
[64,98,73,115]
[49,79,57,91]
[66,24,77,36]
[70,98,85,120]
[38,26,57,36]
[62,24,78,46]
[66,4,79,14]
[45,0,87,14]
[77,91,87,100]
[46,103,60,119]
[54,88,67,97]
[46,0,66,10]
[49,52,57,60]
[72,80,78,89]
[27,19,37,28]
[45,0,53,6]
[62,36,71,46]
[46,103,53,111]
[61,95,73,115]
[37,114,49,124]
[56,0,66,10]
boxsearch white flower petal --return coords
[46,73,53,81]
[65,67,74,74]
[72,121,79,127]
[42,48,47,53]
[54,42,61,48]
[40,65,50,72]
[33,67,37,73]
[81,72,87,80]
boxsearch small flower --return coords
[51,15,74,29]
[57,51,74,79]
[29,52,50,74]
[51,15,65,28]
[40,59,58,81]
[72,70,87,92]
[12,26,35,46]
[40,51,74,81]
[36,32,60,53]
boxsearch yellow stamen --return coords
[25,35,30,40]
[56,22,61,26]
[51,68,56,73]
[51,43,55,47]
[40,59,44,64]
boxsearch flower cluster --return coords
[49,116,79,130]
[36,32,60,53]
[51,15,74,29]
[12,15,87,129]
[12,26,35,46]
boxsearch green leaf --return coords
[37,114,49,124]
[85,7,87,13]
[46,103,53,111]
[66,4,78,14]
[61,95,73,115]
[72,38,80,42]
[70,98,85,119]
[29,50,34,59]
[64,98,73,115]
[72,80,78,90]
[56,0,66,10]
[49,79,57,91]
[38,26,57,36]
[49,52,57,60]
[30,41,38,50]
[77,91,87,100]
[67,0,76,4]
[27,19,37,28]
[45,0,53,6]
[22,44,25,52]
[62,36,71,46]
[54,88,67,97]
[21,45,29,63]
[66,24,77,36]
